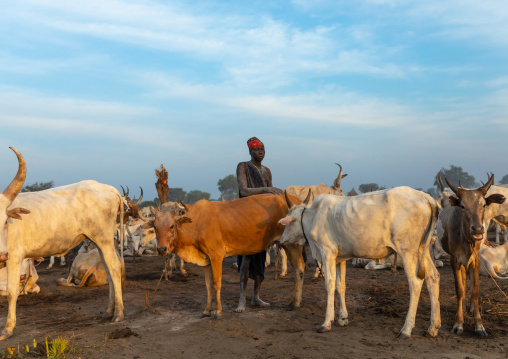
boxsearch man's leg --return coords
[251,274,270,307]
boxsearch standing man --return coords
[235,136,283,313]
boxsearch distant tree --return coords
[217,174,239,200]
[168,188,187,202]
[359,183,379,193]
[434,165,475,189]
[500,174,508,185]
[139,200,158,208]
[186,190,210,204]
[427,187,437,198]
[21,181,54,192]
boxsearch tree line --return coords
[20,166,508,205]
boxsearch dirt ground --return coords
[0,244,507,359]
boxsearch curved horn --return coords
[333,163,343,188]
[436,171,445,192]
[479,173,494,195]
[445,178,459,194]
[284,190,295,209]
[458,181,466,190]
[121,185,127,197]
[302,189,312,205]
[135,186,143,205]
[3,147,27,202]
[137,210,149,222]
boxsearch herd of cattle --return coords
[0,147,507,341]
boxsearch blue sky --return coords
[1,0,507,200]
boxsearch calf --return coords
[436,174,505,336]
[0,259,40,295]
[479,242,508,279]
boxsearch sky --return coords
[1,0,507,201]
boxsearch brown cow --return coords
[152,193,307,319]
[436,174,505,337]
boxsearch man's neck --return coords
[250,159,262,168]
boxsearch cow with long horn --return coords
[0,147,125,340]
[436,173,505,337]
[284,163,347,202]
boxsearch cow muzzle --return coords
[157,247,167,256]
[0,252,9,262]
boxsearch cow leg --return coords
[95,242,124,322]
[335,260,348,327]
[496,224,501,245]
[202,264,213,317]
[180,257,188,277]
[280,247,287,278]
[235,255,250,313]
[451,261,466,334]
[469,259,487,337]
[210,257,223,319]
[47,256,55,269]
[423,253,441,337]
[398,255,424,339]
[0,256,22,340]
[284,244,305,309]
[318,254,337,333]
[59,256,66,266]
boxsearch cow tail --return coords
[417,198,439,280]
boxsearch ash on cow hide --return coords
[108,327,138,339]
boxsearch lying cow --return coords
[436,174,505,337]
[0,259,40,295]
[278,187,440,338]
[152,193,307,319]
[479,241,508,279]
[58,248,125,287]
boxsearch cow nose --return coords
[471,225,484,234]
[157,247,167,255]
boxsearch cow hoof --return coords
[280,272,287,278]
[235,306,246,313]
[336,317,349,327]
[112,316,123,323]
[396,332,411,340]
[200,312,211,318]
[181,272,188,277]
[0,332,13,341]
[251,298,270,307]
[426,327,439,338]
[317,325,330,333]
[451,325,463,335]
[475,327,488,337]
[212,312,222,320]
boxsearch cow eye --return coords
[170,224,174,229]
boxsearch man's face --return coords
[250,145,265,162]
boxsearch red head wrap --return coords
[247,137,264,151]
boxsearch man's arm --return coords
[236,163,282,197]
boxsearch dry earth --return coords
[0,246,507,359]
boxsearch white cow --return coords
[0,259,40,295]
[0,147,125,340]
[278,187,441,338]
[58,248,125,287]
[479,242,508,279]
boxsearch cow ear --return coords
[177,216,192,225]
[448,196,460,207]
[6,207,30,220]
[278,216,293,226]
[485,194,506,206]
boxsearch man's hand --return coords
[266,187,283,195]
